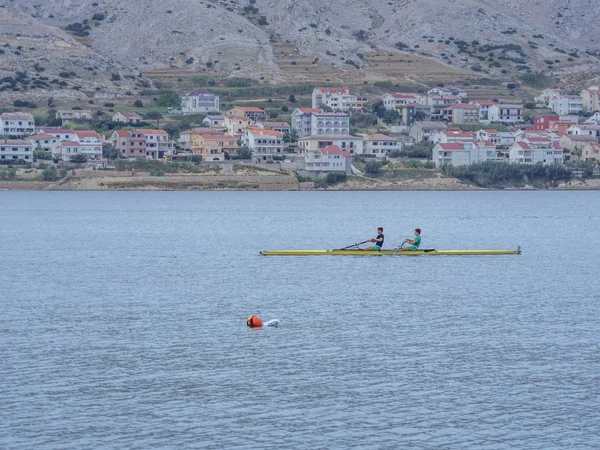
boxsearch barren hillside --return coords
[1,0,600,96]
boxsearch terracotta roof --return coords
[114,130,131,137]
[320,145,351,156]
[74,130,101,139]
[438,143,465,150]
[137,129,168,135]
[247,127,283,136]
[553,142,563,149]
[518,142,532,150]
[231,107,265,112]
[476,140,496,147]
[471,100,496,106]
[59,141,81,146]
[443,131,475,137]
[28,133,56,139]
[364,134,398,141]
[226,115,252,122]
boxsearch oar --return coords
[338,240,371,250]
[392,242,406,256]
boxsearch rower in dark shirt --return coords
[363,227,384,251]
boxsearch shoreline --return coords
[1,176,599,191]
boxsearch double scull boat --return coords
[260,248,521,256]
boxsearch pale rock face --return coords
[2,0,600,93]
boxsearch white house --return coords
[56,109,93,124]
[202,115,225,128]
[363,134,401,157]
[37,127,78,141]
[488,104,524,124]
[442,103,480,124]
[427,95,462,120]
[475,129,515,148]
[256,122,291,134]
[304,145,352,173]
[36,128,102,160]
[181,88,220,114]
[565,124,600,140]
[0,139,34,162]
[583,111,600,125]
[70,130,103,160]
[409,121,448,143]
[431,129,475,144]
[431,141,497,167]
[28,133,60,156]
[535,88,566,105]
[508,139,564,165]
[312,87,357,112]
[0,112,35,137]
[548,95,584,116]
[112,111,143,124]
[291,108,350,138]
[242,127,285,162]
[298,134,364,154]
[381,93,424,110]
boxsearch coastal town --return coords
[1,83,600,189]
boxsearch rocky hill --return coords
[1,0,600,99]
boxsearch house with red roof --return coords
[509,137,565,165]
[304,145,352,173]
[110,130,147,159]
[432,140,499,167]
[181,88,220,114]
[112,111,143,124]
[312,87,357,112]
[138,129,174,159]
[28,133,60,156]
[381,93,425,110]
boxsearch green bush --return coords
[326,172,347,185]
[441,161,572,187]
[364,161,383,174]
[42,165,60,181]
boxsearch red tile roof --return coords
[518,142,532,150]
[39,128,75,134]
[74,130,101,139]
[471,100,496,106]
[28,133,56,139]
[137,129,168,135]
[438,143,465,150]
[315,87,349,94]
[320,145,351,156]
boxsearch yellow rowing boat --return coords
[260,248,521,256]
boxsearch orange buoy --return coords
[247,315,263,328]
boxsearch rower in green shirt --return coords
[401,228,421,251]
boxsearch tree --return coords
[42,165,59,181]
[133,99,144,108]
[283,129,298,143]
[144,111,163,128]
[102,143,121,159]
[371,100,386,118]
[383,109,400,124]
[288,94,296,102]
[364,160,383,174]
[70,153,88,164]
[237,146,252,159]
[413,110,427,122]
[33,149,52,161]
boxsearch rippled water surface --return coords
[1,191,600,449]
